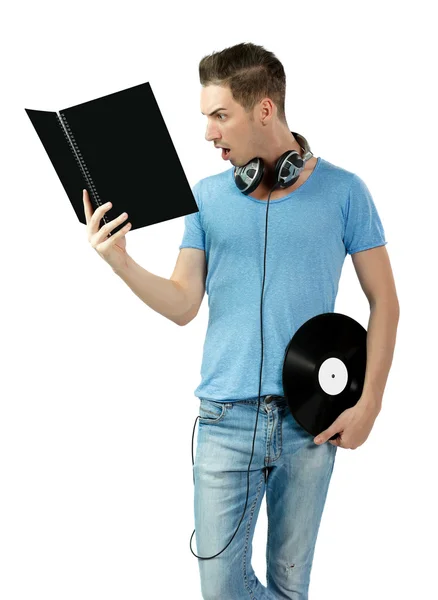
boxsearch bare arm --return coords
[169,247,207,325]
[113,254,191,326]
[82,192,194,326]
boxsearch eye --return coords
[217,114,226,120]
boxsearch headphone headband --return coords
[292,132,313,162]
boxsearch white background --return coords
[2,1,437,598]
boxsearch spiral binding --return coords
[56,112,110,232]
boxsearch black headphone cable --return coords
[189,180,280,560]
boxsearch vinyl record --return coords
[282,313,367,439]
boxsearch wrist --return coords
[357,393,382,414]
[112,254,133,276]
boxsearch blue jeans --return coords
[193,394,338,600]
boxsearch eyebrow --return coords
[201,107,227,116]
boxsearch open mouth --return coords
[221,148,231,159]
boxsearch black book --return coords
[25,81,198,236]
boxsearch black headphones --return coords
[233,131,314,195]
[190,131,314,560]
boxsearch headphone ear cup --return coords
[234,158,265,195]
[274,150,304,188]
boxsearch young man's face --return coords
[200,84,262,167]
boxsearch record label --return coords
[318,357,349,395]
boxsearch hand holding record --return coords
[313,401,379,449]
[282,313,375,449]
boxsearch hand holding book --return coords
[83,189,132,272]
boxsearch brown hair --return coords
[199,42,287,125]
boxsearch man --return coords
[84,42,399,600]
[179,43,399,599]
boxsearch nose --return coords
[205,122,221,143]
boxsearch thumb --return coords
[314,421,339,445]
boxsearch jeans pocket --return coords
[198,399,227,424]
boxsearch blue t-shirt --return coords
[179,156,387,402]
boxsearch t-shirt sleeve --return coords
[343,174,387,255]
[179,180,205,251]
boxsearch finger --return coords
[96,220,132,250]
[91,211,128,245]
[89,201,113,236]
[82,189,93,224]
[316,430,336,444]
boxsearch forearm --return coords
[358,301,400,412]
[112,254,190,326]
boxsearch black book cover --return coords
[25,81,199,236]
